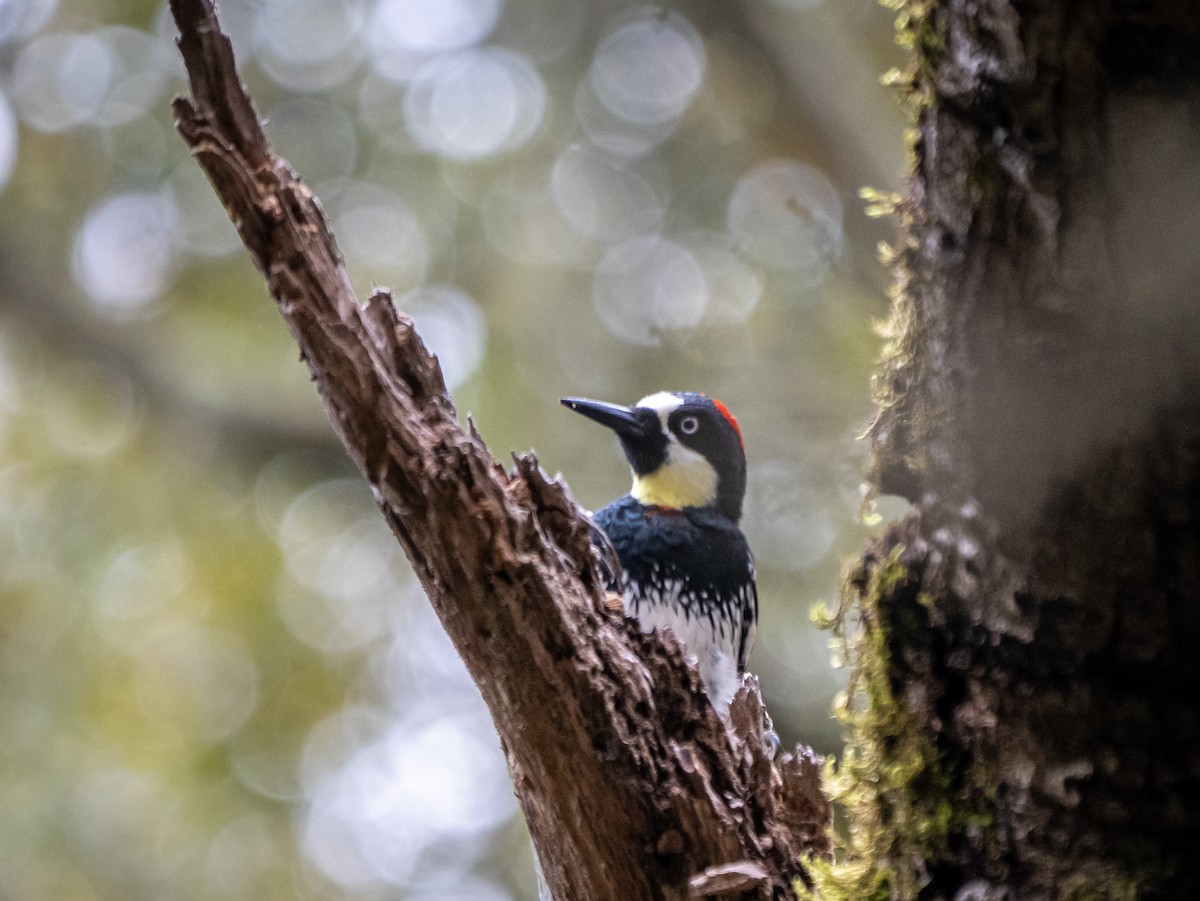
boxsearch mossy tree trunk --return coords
[821,1,1200,898]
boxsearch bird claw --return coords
[763,724,782,760]
[758,703,781,759]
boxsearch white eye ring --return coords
[678,415,700,435]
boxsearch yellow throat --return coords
[630,446,718,509]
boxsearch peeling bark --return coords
[825,1,1200,898]
[167,1,829,898]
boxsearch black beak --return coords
[562,396,668,476]
[561,397,648,439]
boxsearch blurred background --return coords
[0,0,907,897]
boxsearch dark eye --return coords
[678,415,700,435]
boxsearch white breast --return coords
[624,581,743,715]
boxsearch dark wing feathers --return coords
[592,495,757,672]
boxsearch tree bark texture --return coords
[824,1,1200,899]
[167,2,829,898]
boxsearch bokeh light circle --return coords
[132,625,261,742]
[593,235,707,346]
[589,7,705,126]
[95,538,187,624]
[675,229,763,325]
[276,478,400,652]
[727,159,844,283]
[276,479,390,595]
[12,31,112,132]
[91,26,169,127]
[332,182,429,292]
[12,26,167,131]
[404,47,546,161]
[550,143,666,242]
[370,0,501,54]
[255,0,363,91]
[0,0,59,45]
[72,191,179,315]
[301,713,516,888]
[574,79,677,158]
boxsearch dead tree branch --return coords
[167,1,829,897]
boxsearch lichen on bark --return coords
[817,0,1200,898]
[805,516,1007,901]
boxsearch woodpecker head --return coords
[562,391,747,522]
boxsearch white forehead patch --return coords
[636,391,683,431]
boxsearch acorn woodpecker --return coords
[561,391,757,714]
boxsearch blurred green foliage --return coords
[0,0,907,897]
